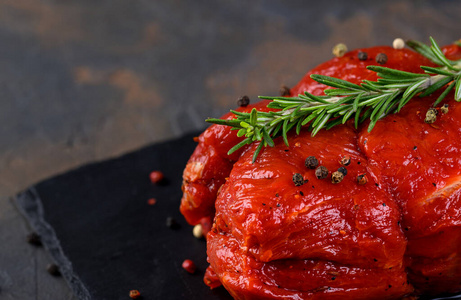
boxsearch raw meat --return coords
[180,43,461,299]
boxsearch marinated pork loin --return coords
[180,43,461,299]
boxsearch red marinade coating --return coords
[180,43,461,299]
[359,95,461,295]
[180,100,275,225]
[208,124,411,298]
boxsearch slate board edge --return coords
[10,131,204,300]
[15,188,92,300]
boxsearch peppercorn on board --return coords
[180,43,461,299]
[15,132,233,300]
[13,127,461,300]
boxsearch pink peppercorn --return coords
[149,171,164,184]
[182,259,197,274]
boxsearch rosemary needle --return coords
[206,37,461,163]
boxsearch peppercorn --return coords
[237,95,250,107]
[149,170,164,184]
[193,224,203,239]
[392,38,405,49]
[279,85,291,96]
[339,155,351,166]
[337,167,347,176]
[292,173,305,186]
[166,217,180,229]
[357,174,368,185]
[332,43,348,57]
[305,156,319,169]
[441,104,449,114]
[357,51,368,61]
[425,108,438,124]
[315,166,329,179]
[182,259,197,274]
[26,232,42,246]
[47,264,61,276]
[376,53,388,64]
[331,171,344,184]
[129,290,141,299]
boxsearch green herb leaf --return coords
[430,37,457,70]
[206,38,461,162]
[228,137,251,155]
[455,75,461,101]
[252,141,264,163]
[434,81,456,106]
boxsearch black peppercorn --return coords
[237,95,250,107]
[358,51,368,61]
[340,155,351,166]
[26,232,42,246]
[331,171,344,184]
[376,53,388,64]
[47,264,61,276]
[279,85,291,96]
[338,167,347,175]
[292,173,305,186]
[357,174,368,185]
[305,156,319,169]
[315,166,329,179]
[166,217,181,229]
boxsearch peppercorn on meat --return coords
[180,43,461,299]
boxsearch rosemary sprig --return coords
[206,37,461,162]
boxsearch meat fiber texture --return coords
[180,44,461,299]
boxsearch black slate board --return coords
[15,131,232,300]
[14,132,461,300]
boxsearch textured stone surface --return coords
[0,0,460,298]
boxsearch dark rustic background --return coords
[0,0,460,299]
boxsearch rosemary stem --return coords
[428,74,449,87]
[207,38,461,162]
